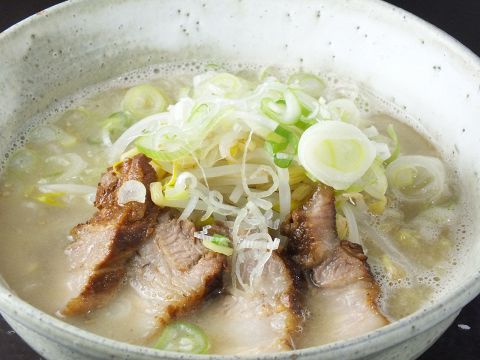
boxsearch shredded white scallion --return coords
[94,69,452,292]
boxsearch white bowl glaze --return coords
[1,1,479,359]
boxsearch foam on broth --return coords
[0,62,470,352]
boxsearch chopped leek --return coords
[149,171,196,207]
[81,70,424,291]
[326,99,360,126]
[163,185,189,201]
[265,125,299,168]
[135,129,189,163]
[7,148,38,175]
[202,234,233,256]
[261,90,301,125]
[102,112,133,142]
[183,102,226,137]
[194,72,250,99]
[288,73,326,99]
[55,108,99,141]
[121,84,168,119]
[298,121,376,190]
[150,182,165,206]
[384,124,400,165]
[356,159,388,200]
[386,155,446,202]
[13,69,458,299]
[43,153,87,182]
[154,321,209,354]
[29,125,77,147]
[150,181,201,210]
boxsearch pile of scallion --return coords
[11,70,450,294]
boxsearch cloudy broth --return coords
[0,63,465,352]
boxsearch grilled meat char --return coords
[188,252,299,354]
[282,185,389,342]
[63,154,159,316]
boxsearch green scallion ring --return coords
[154,321,210,354]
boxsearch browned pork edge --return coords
[312,241,388,321]
[281,185,338,269]
[277,253,303,348]
[62,154,160,316]
[140,211,227,327]
[153,251,227,331]
[281,184,389,324]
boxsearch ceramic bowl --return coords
[1,0,479,359]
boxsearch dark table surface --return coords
[0,1,479,359]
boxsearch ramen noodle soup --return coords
[0,63,467,354]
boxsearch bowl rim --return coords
[1,0,480,358]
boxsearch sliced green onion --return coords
[29,125,77,147]
[163,185,189,201]
[203,234,233,256]
[7,148,38,175]
[349,159,388,200]
[150,182,192,208]
[295,117,317,131]
[327,99,360,126]
[184,103,223,134]
[258,66,283,81]
[55,108,98,139]
[42,153,88,182]
[265,130,288,153]
[154,321,209,354]
[121,84,168,119]
[288,73,326,99]
[265,125,299,168]
[386,155,446,202]
[273,152,295,168]
[150,169,193,206]
[384,124,400,165]
[135,129,189,163]
[291,90,322,130]
[298,121,376,190]
[364,160,388,200]
[150,182,166,206]
[102,112,133,142]
[194,72,250,99]
[261,90,301,125]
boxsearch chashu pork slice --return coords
[62,154,160,316]
[304,241,389,344]
[281,185,338,268]
[282,185,389,344]
[189,252,299,355]
[124,211,226,341]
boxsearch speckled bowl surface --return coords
[1,0,480,359]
